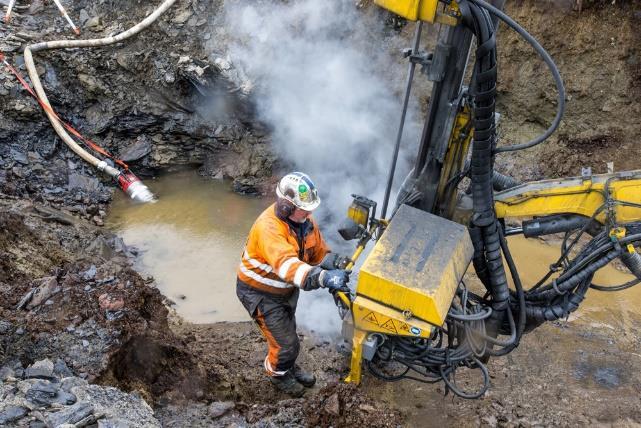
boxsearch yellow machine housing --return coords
[344,204,474,383]
[374,0,439,22]
[357,204,473,326]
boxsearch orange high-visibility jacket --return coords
[237,203,330,295]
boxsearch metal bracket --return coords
[581,167,592,180]
[403,43,451,82]
[428,42,451,82]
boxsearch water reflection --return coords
[106,170,270,323]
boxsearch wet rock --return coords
[27,276,59,309]
[324,393,340,416]
[0,406,28,425]
[120,136,152,162]
[86,236,114,260]
[93,215,104,226]
[54,359,74,378]
[105,310,125,321]
[81,265,97,281]
[0,365,15,381]
[68,173,101,193]
[73,385,160,427]
[61,377,87,393]
[98,294,125,311]
[111,237,129,254]
[232,177,259,195]
[11,149,28,165]
[25,359,55,380]
[46,402,94,427]
[172,9,193,24]
[79,9,90,25]
[86,16,102,30]
[16,289,36,310]
[26,380,59,406]
[208,401,234,418]
[0,319,12,334]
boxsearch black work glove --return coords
[303,266,323,291]
[319,269,350,292]
[320,253,351,270]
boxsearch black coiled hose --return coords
[458,0,513,343]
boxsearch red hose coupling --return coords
[118,171,156,203]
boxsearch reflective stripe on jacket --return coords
[237,203,330,295]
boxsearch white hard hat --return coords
[276,172,321,211]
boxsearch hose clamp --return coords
[96,161,108,171]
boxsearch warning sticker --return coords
[362,312,380,326]
[380,319,398,334]
[398,321,410,333]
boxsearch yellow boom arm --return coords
[494,170,641,224]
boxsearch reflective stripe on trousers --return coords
[236,279,300,375]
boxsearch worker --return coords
[236,172,350,397]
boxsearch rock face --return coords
[0,0,276,210]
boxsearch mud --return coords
[1,0,641,426]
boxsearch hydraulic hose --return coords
[22,0,178,202]
[525,277,591,323]
[468,0,566,153]
[492,170,520,191]
[528,249,622,302]
[620,250,641,279]
[459,1,511,341]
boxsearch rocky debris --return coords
[24,359,55,380]
[0,406,28,426]
[26,379,76,406]
[208,400,234,418]
[0,198,202,399]
[0,359,160,427]
[98,293,125,311]
[25,276,60,310]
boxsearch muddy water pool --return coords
[106,170,270,323]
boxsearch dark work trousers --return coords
[236,279,300,376]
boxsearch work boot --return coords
[269,372,305,397]
[293,364,316,388]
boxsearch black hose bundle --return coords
[457,0,514,345]
[366,285,493,399]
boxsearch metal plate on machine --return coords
[356,204,473,326]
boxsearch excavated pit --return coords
[1,0,641,426]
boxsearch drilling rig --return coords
[333,0,641,398]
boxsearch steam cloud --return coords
[221,0,422,336]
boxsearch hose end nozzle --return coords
[118,171,156,203]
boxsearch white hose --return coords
[23,0,178,180]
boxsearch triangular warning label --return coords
[398,322,410,332]
[362,312,379,326]
[380,318,398,334]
